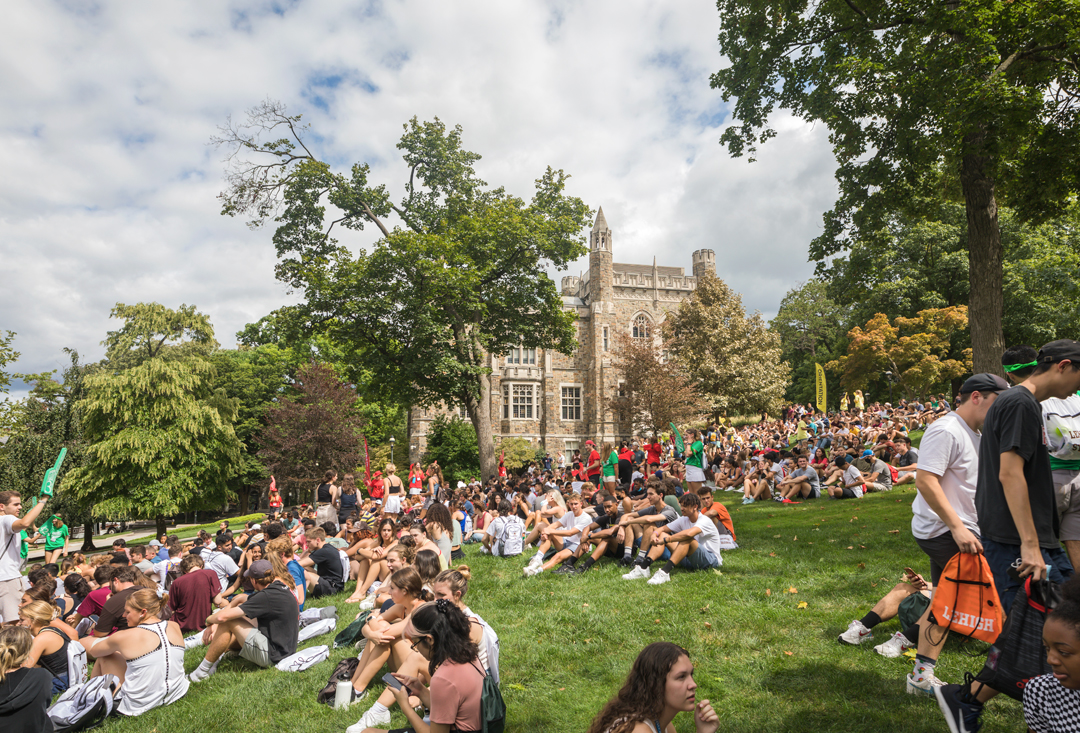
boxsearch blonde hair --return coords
[266,537,295,559]
[433,565,471,601]
[387,542,416,565]
[266,549,296,590]
[385,463,397,475]
[0,627,33,683]
[19,600,58,628]
[125,588,163,619]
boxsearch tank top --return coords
[38,626,70,678]
[338,492,358,520]
[118,621,189,716]
[386,476,403,496]
[316,483,333,503]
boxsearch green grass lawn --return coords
[101,484,1025,733]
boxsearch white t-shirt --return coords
[665,513,723,559]
[201,550,239,591]
[911,411,980,540]
[0,514,22,582]
[1043,395,1080,463]
[556,510,593,549]
[842,465,865,498]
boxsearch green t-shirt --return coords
[41,522,69,549]
[663,494,681,513]
[686,440,705,469]
[602,451,618,477]
[19,530,29,559]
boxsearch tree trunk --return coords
[155,514,167,541]
[240,489,249,515]
[80,522,96,551]
[960,133,1006,376]
[467,374,497,481]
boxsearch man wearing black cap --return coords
[937,341,1080,731]
[189,558,298,681]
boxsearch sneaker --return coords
[573,563,592,575]
[522,565,541,577]
[366,581,381,596]
[528,552,544,568]
[837,619,873,645]
[622,565,650,580]
[347,688,368,707]
[780,497,793,504]
[319,605,339,619]
[184,634,206,650]
[358,597,376,611]
[647,569,671,585]
[619,555,635,567]
[742,497,754,505]
[935,679,983,733]
[772,495,785,502]
[907,670,945,696]
[874,631,913,658]
[552,564,574,575]
[347,704,392,732]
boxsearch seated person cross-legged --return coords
[300,528,346,599]
[188,559,299,682]
[84,589,189,717]
[623,493,723,586]
[522,493,593,577]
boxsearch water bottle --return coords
[334,680,353,709]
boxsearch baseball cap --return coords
[585,440,595,446]
[245,559,273,580]
[862,449,873,457]
[251,524,261,530]
[148,539,161,547]
[959,373,1010,395]
[1037,340,1080,365]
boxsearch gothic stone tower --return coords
[692,249,716,279]
[588,208,615,443]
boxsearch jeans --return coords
[981,538,1074,615]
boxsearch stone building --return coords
[407,207,715,462]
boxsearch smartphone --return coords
[382,672,403,691]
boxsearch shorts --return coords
[384,495,402,514]
[0,577,23,624]
[1053,470,1080,542]
[981,538,1074,615]
[685,465,706,483]
[239,628,272,668]
[315,504,339,531]
[914,531,965,586]
[678,545,720,570]
[836,487,859,499]
[311,577,343,599]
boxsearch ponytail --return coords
[0,627,33,683]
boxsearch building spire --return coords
[591,206,609,232]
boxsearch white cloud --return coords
[0,0,837,386]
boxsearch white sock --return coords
[636,550,647,559]
[370,702,389,717]
[623,546,632,557]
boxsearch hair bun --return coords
[435,598,451,613]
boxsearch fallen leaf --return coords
[797,601,808,609]
[860,545,866,549]
[700,604,711,613]
[784,651,793,656]
[704,622,712,629]
[769,552,777,557]
[655,619,661,624]
[584,639,591,643]
[582,603,589,607]
[793,536,798,541]
[559,687,565,691]
[847,546,854,550]
[789,587,798,594]
[773,534,781,538]
[888,529,900,534]
[857,562,866,569]
[765,588,771,596]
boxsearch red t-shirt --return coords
[168,568,222,632]
[645,443,662,464]
[587,450,601,479]
[76,587,111,619]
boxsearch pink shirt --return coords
[429,659,484,731]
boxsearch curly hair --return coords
[425,502,455,539]
[1050,572,1080,632]
[587,642,690,733]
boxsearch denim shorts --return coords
[981,538,1074,615]
[658,544,720,570]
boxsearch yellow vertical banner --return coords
[815,363,827,412]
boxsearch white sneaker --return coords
[347,704,392,732]
[184,634,205,650]
[358,597,376,611]
[528,552,544,567]
[874,631,913,658]
[837,619,873,645]
[647,569,671,585]
[523,565,540,577]
[622,565,650,580]
[906,669,945,696]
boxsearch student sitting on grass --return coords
[484,500,525,558]
[345,519,399,602]
[826,455,865,500]
[300,527,346,599]
[345,566,433,706]
[0,626,53,733]
[189,559,298,681]
[837,568,930,657]
[166,554,221,633]
[559,493,625,575]
[522,493,593,577]
[19,600,73,694]
[622,493,723,585]
[776,454,821,503]
[619,485,680,570]
[85,588,190,716]
[587,641,718,733]
[358,541,417,612]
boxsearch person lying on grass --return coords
[622,493,723,586]
[587,641,718,733]
[350,566,498,731]
[619,485,680,569]
[522,493,593,577]
[346,566,433,706]
[556,493,625,575]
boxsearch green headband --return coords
[1003,360,1037,373]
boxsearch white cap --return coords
[457,481,466,489]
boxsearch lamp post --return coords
[885,371,896,404]
[389,436,396,465]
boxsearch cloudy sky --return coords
[1,0,837,394]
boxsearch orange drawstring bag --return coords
[929,552,1005,643]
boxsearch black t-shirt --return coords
[0,667,54,733]
[96,586,138,635]
[240,580,299,664]
[590,512,618,533]
[309,545,344,587]
[976,386,1060,549]
[618,458,633,486]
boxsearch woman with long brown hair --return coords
[588,642,718,733]
[345,518,399,603]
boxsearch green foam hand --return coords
[40,447,67,498]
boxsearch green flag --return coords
[40,447,67,498]
[669,422,684,454]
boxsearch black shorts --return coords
[914,532,965,586]
[311,578,343,598]
[839,487,858,499]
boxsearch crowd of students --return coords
[4,340,1080,732]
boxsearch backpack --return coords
[496,517,524,557]
[67,636,88,686]
[976,576,1062,700]
[316,656,360,705]
[48,674,119,732]
[333,610,371,649]
[470,661,506,733]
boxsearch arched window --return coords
[632,314,651,339]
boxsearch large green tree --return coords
[215,103,592,479]
[769,280,850,407]
[666,275,790,419]
[712,1,1080,374]
[66,304,242,537]
[0,330,19,435]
